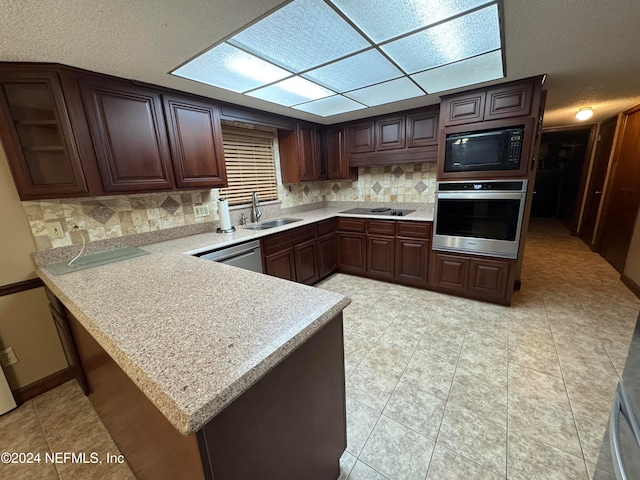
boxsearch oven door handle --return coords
[610,382,640,480]
[436,192,525,200]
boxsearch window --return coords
[220,126,279,206]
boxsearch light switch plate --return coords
[194,205,210,217]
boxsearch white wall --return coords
[0,143,68,389]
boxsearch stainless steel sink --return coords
[244,218,302,230]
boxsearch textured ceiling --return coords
[1,0,639,127]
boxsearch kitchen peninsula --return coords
[36,215,352,480]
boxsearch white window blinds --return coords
[220,126,279,206]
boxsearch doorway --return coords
[597,105,640,273]
[531,126,596,235]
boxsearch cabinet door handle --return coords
[609,382,640,480]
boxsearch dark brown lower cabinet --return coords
[429,251,514,304]
[469,258,509,300]
[317,233,338,280]
[431,252,469,293]
[294,239,319,285]
[337,233,367,275]
[44,286,89,395]
[395,238,429,287]
[367,236,395,280]
[263,249,296,281]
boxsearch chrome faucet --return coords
[251,192,262,223]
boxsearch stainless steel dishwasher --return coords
[196,240,263,273]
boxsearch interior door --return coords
[581,116,618,249]
[598,107,640,272]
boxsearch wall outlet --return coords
[46,221,65,239]
[194,205,210,218]
[0,347,18,367]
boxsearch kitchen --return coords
[1,1,640,479]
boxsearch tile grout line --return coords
[543,293,595,479]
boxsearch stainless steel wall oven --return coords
[433,179,528,259]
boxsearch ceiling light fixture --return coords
[576,107,593,121]
[171,0,504,118]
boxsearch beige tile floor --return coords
[1,218,638,480]
[317,218,640,480]
[0,379,135,479]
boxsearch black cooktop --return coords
[339,207,415,217]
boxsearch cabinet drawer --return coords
[367,220,396,236]
[397,221,431,239]
[315,218,335,236]
[337,217,366,232]
[262,224,316,255]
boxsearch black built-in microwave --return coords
[444,126,524,173]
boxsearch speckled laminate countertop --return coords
[35,206,433,436]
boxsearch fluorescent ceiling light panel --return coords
[172,43,291,93]
[229,0,370,73]
[303,49,403,92]
[381,4,501,74]
[411,50,504,93]
[171,0,505,118]
[247,76,335,107]
[293,95,366,116]
[345,77,424,107]
[330,0,490,43]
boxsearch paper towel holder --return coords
[216,226,236,234]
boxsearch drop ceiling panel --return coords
[411,50,504,93]
[345,77,425,106]
[293,95,366,116]
[172,43,291,92]
[247,76,335,106]
[229,0,371,72]
[380,4,501,74]
[330,0,490,43]
[303,49,403,92]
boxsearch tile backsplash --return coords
[23,162,437,250]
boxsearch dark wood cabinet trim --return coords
[349,145,437,167]
[12,368,75,405]
[0,277,44,297]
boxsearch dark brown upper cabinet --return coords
[0,64,235,198]
[347,106,439,167]
[347,121,375,154]
[376,116,406,151]
[441,78,536,127]
[406,110,438,148]
[0,68,92,199]
[80,75,176,192]
[441,92,486,126]
[278,121,323,183]
[323,126,357,180]
[162,95,227,189]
